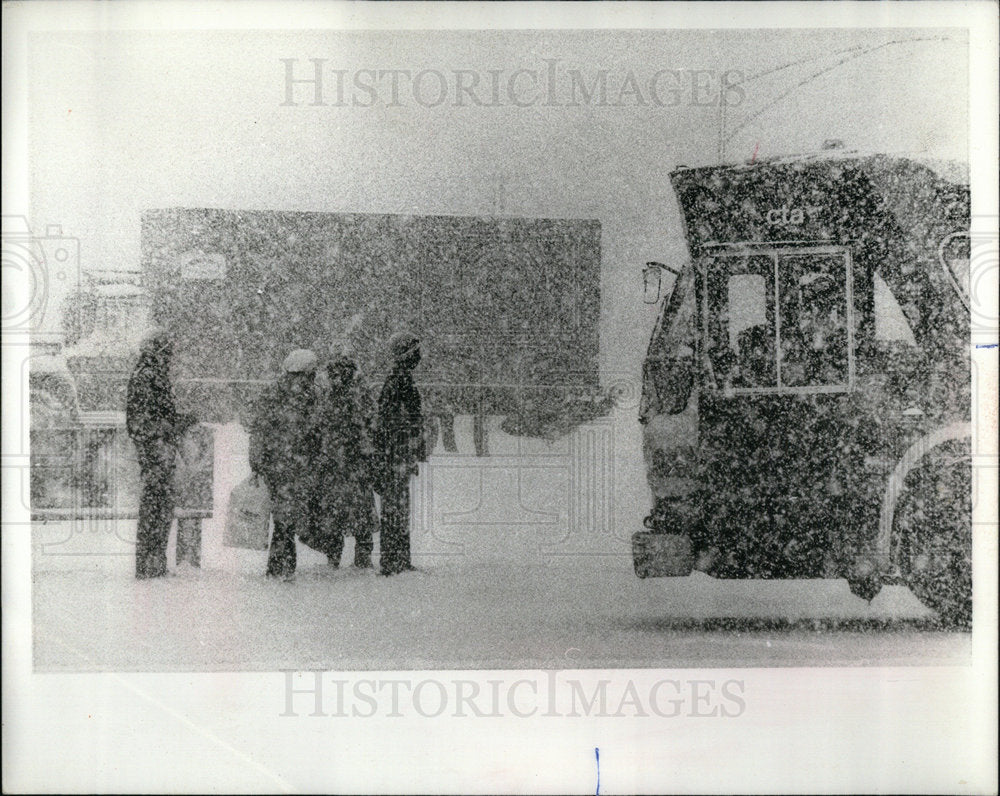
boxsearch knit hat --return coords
[281,348,318,373]
[387,331,420,362]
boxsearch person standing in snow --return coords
[305,354,377,569]
[126,330,196,579]
[374,331,427,576]
[249,348,320,581]
[173,424,214,568]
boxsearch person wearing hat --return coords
[373,331,427,575]
[126,329,197,579]
[249,348,321,581]
[304,354,378,569]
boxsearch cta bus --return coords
[634,151,972,627]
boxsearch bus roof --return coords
[672,150,968,187]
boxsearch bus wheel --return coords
[896,440,972,629]
[903,528,971,628]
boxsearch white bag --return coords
[223,475,271,550]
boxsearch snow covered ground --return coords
[33,527,966,672]
[31,417,969,671]
[32,551,968,671]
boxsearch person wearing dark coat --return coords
[249,348,320,581]
[305,355,378,568]
[125,330,196,579]
[374,332,427,576]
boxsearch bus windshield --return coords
[705,247,853,394]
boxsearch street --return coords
[33,544,968,672]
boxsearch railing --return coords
[30,424,213,521]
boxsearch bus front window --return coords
[705,248,853,394]
[706,255,776,389]
[778,253,850,388]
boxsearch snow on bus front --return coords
[639,155,971,624]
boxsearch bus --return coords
[634,151,972,627]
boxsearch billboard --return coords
[142,209,604,433]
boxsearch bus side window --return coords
[873,273,917,346]
[642,267,696,418]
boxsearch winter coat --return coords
[374,364,426,489]
[309,365,377,537]
[248,377,319,522]
[125,347,194,460]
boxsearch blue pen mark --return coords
[595,747,600,795]
[976,343,998,349]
